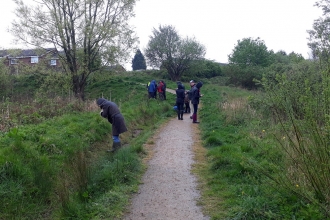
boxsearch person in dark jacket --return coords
[176,84,185,120]
[191,81,203,123]
[97,98,128,152]
[177,81,185,90]
[160,80,167,100]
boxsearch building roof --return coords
[0,48,57,58]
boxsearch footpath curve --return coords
[124,88,209,220]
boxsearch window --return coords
[31,56,39,63]
[10,59,18,65]
[50,59,57,66]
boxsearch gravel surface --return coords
[124,113,209,220]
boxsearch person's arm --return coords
[101,106,109,118]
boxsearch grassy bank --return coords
[0,72,176,219]
[195,82,326,219]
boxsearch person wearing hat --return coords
[97,98,128,152]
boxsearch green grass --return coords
[196,83,326,219]
[0,71,176,219]
[2,69,327,219]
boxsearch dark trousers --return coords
[149,92,155,98]
[193,104,198,114]
[176,102,184,119]
[192,104,199,122]
[184,102,190,113]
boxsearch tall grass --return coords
[0,71,175,219]
[196,81,326,219]
[260,67,330,215]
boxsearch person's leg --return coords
[193,104,199,123]
[176,102,181,120]
[180,103,184,119]
[164,90,166,100]
[189,101,194,118]
[110,135,121,152]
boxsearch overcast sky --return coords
[0,0,323,69]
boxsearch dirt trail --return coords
[124,89,209,220]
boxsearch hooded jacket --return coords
[148,80,157,92]
[97,98,127,136]
[191,82,203,105]
[176,84,185,103]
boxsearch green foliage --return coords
[272,50,305,64]
[12,0,138,99]
[307,0,330,63]
[184,59,222,79]
[260,60,330,214]
[229,37,273,68]
[197,83,327,219]
[132,49,147,70]
[0,72,175,219]
[225,37,275,89]
[145,24,206,81]
[226,37,307,89]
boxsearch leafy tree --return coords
[228,37,273,67]
[145,25,206,81]
[185,59,222,79]
[226,37,274,89]
[132,49,146,70]
[11,0,137,100]
[307,0,330,66]
[272,50,305,64]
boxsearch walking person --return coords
[191,81,203,123]
[97,98,128,152]
[176,84,185,120]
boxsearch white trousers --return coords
[189,101,194,117]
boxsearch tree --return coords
[307,0,330,65]
[132,49,146,70]
[145,25,206,81]
[185,59,222,79]
[272,50,305,64]
[11,0,137,100]
[228,37,273,67]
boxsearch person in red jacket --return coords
[157,80,165,99]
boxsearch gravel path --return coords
[124,112,209,220]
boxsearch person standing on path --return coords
[191,81,203,123]
[97,98,128,152]
[189,80,196,119]
[161,80,167,100]
[176,83,185,120]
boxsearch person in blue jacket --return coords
[148,80,157,98]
